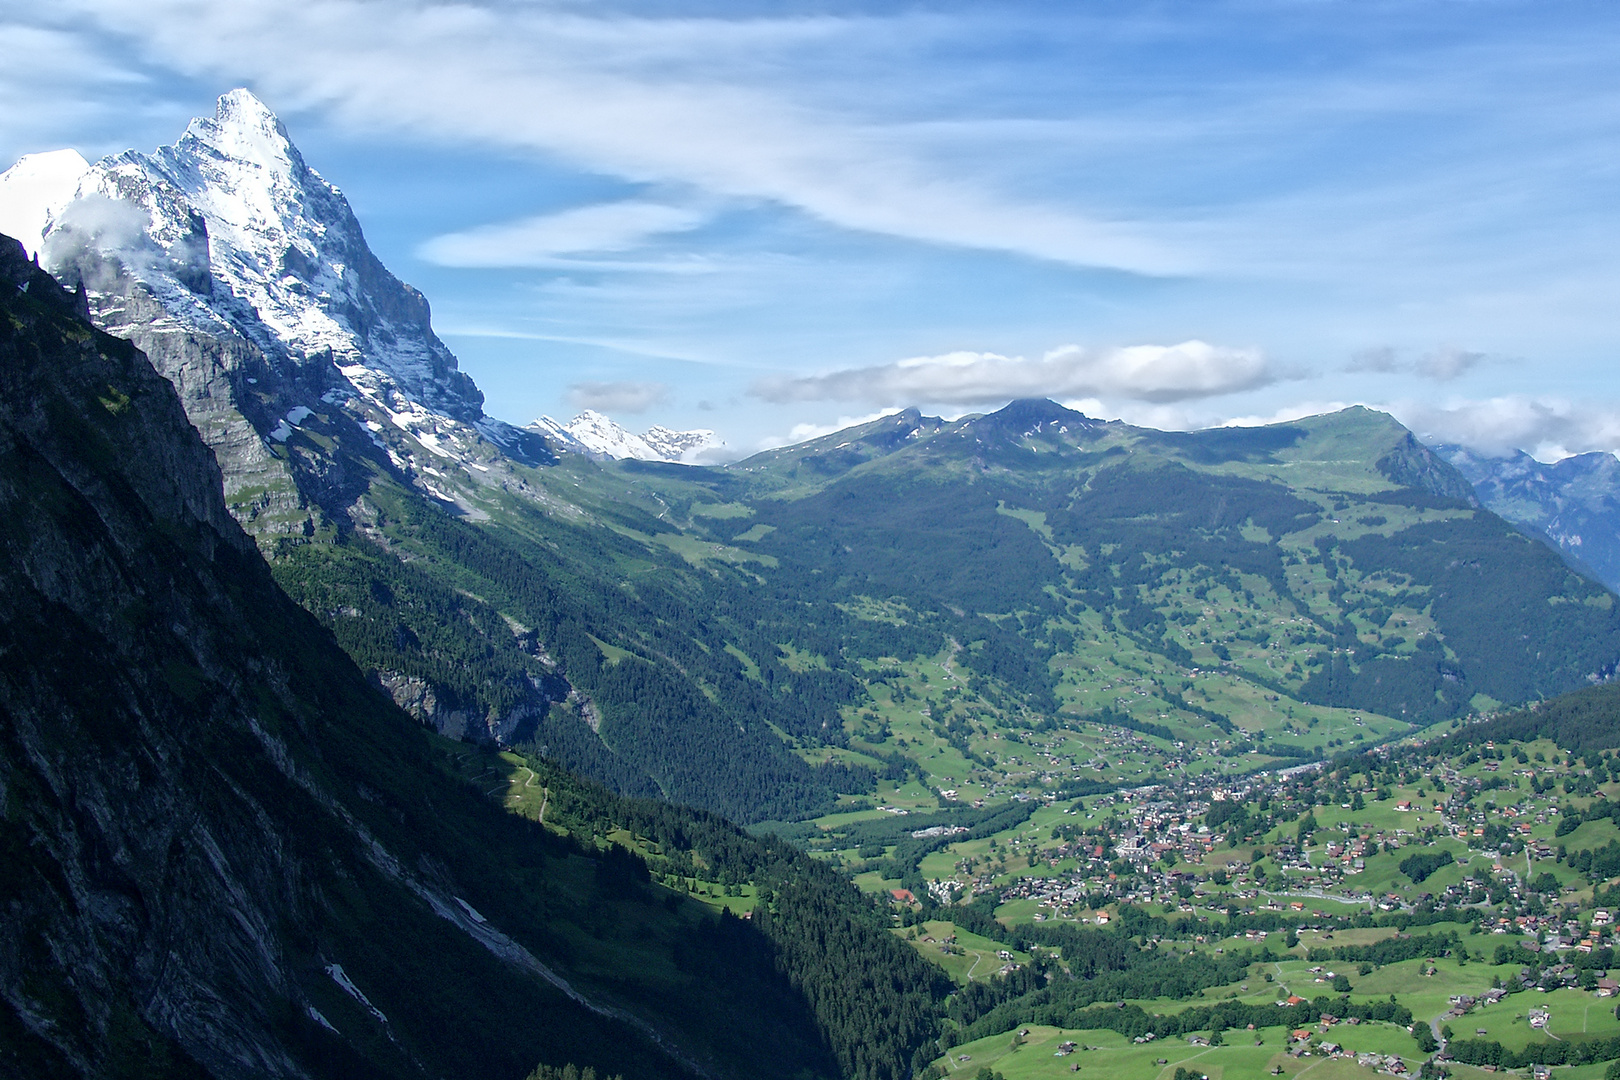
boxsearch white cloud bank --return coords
[1391,396,1620,461]
[751,340,1270,407]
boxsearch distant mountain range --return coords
[1437,444,1620,593]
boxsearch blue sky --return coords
[3,1,1619,460]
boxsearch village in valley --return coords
[808,719,1620,1080]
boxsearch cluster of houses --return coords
[1282,1019,1410,1074]
[918,732,1613,947]
[1441,987,1508,1023]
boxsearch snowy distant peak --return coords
[0,149,91,258]
[557,410,665,461]
[531,410,716,463]
[644,425,714,461]
[527,415,584,450]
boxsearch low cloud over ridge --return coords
[751,340,1270,407]
[1394,395,1620,461]
[1347,345,1489,382]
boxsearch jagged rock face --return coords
[0,236,319,1077]
[41,88,483,422]
[371,670,548,744]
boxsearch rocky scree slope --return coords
[0,234,838,1080]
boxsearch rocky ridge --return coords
[0,233,652,1079]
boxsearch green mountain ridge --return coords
[260,387,1620,839]
[103,349,1620,829]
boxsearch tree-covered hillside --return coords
[252,396,1620,827]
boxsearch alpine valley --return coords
[9,91,1620,1080]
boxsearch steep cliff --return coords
[0,234,836,1080]
[0,91,578,740]
[10,90,557,532]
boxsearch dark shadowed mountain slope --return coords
[0,234,937,1080]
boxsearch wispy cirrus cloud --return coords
[751,340,1271,407]
[42,0,1189,275]
[419,200,709,267]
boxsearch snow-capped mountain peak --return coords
[532,410,715,463]
[185,87,299,180]
[4,89,486,424]
[644,425,715,461]
[0,89,558,540]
